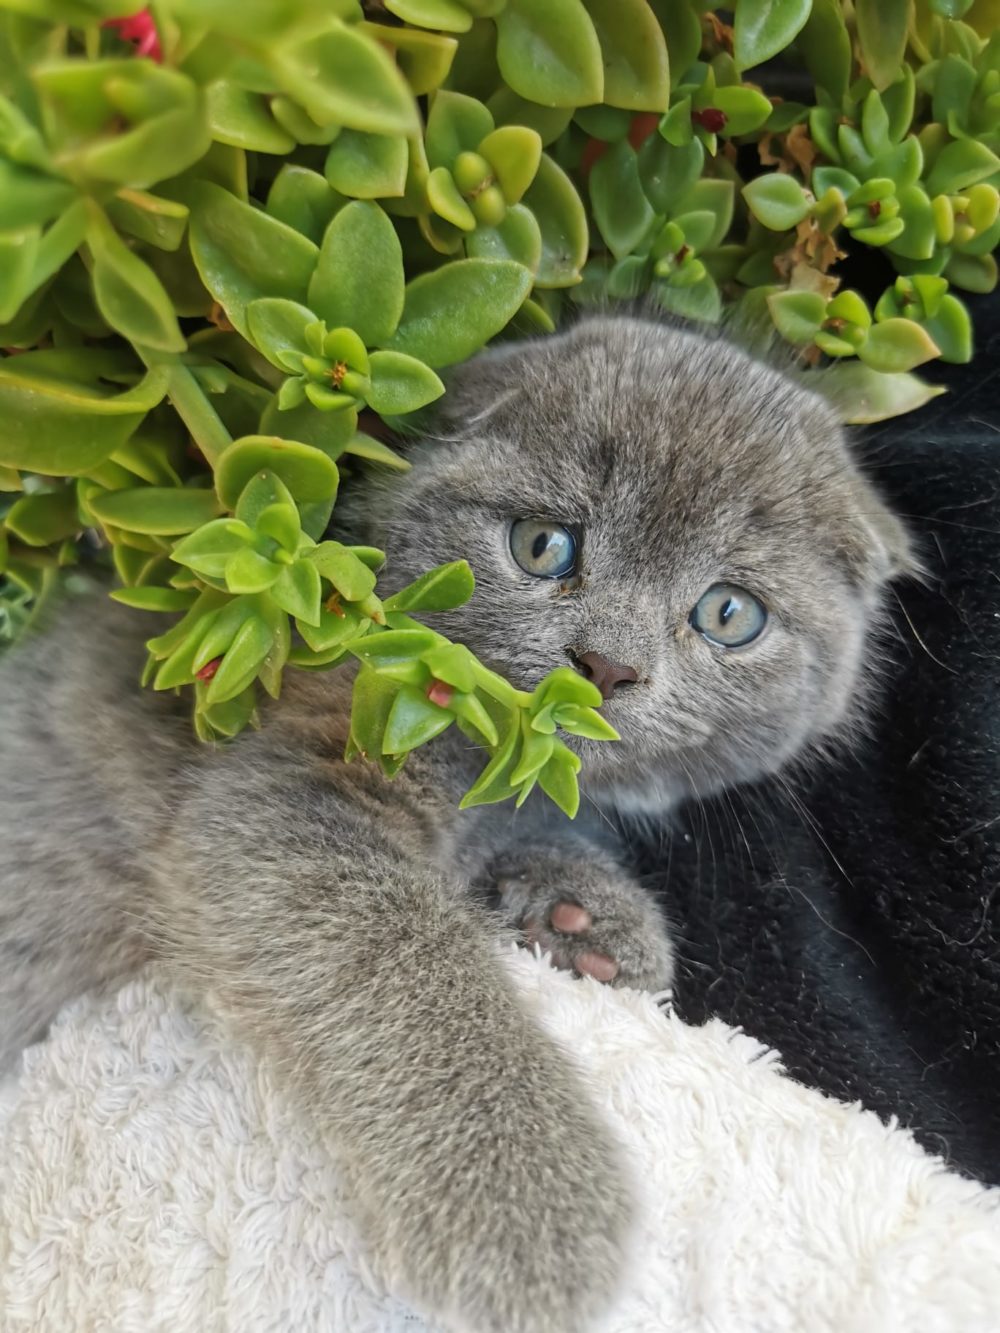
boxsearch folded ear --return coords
[433,341,533,434]
[800,392,917,588]
[846,473,917,585]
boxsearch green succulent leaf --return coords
[274,19,420,139]
[734,0,812,72]
[537,741,582,817]
[924,141,1000,198]
[381,683,453,754]
[387,259,533,367]
[638,135,704,214]
[0,227,40,325]
[425,91,495,170]
[270,558,322,625]
[589,140,655,259]
[924,294,973,363]
[466,204,543,272]
[246,299,315,372]
[797,0,852,101]
[204,612,274,705]
[88,211,185,355]
[89,487,222,536]
[581,0,670,112]
[767,290,828,344]
[309,201,405,348]
[710,86,773,136]
[854,0,910,91]
[4,487,79,547]
[857,318,941,372]
[494,0,604,108]
[478,125,543,204]
[265,167,341,246]
[428,165,478,230]
[654,270,722,322]
[889,185,936,260]
[206,83,295,156]
[186,182,319,340]
[324,130,410,200]
[881,67,915,142]
[944,252,998,294]
[861,91,892,156]
[384,560,476,612]
[215,439,340,510]
[110,586,199,613]
[821,363,947,423]
[359,22,459,97]
[384,0,474,34]
[224,545,281,594]
[0,354,166,474]
[171,518,254,577]
[421,641,477,692]
[742,174,810,230]
[928,0,974,14]
[309,540,379,601]
[341,433,410,471]
[459,719,521,808]
[523,153,589,288]
[106,191,189,255]
[366,350,445,415]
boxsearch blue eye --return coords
[510,519,577,579]
[690,583,768,647]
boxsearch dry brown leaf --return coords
[704,12,734,54]
[758,122,817,177]
[786,123,817,176]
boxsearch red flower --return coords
[103,9,162,62]
[692,107,727,133]
[195,657,223,684]
[426,678,454,709]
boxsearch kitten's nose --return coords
[571,651,639,702]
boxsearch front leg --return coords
[488,840,675,992]
[149,740,631,1333]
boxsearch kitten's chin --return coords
[564,731,694,815]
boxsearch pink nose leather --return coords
[573,651,639,701]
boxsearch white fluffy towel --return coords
[1,948,999,1332]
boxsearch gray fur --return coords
[0,315,909,1332]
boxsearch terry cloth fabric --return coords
[2,950,999,1333]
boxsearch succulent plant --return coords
[1,0,998,805]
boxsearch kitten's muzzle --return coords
[568,649,639,702]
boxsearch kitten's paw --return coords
[497,872,674,993]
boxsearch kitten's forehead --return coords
[452,317,844,534]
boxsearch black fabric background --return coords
[633,294,1000,1185]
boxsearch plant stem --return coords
[138,353,233,467]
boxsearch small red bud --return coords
[102,9,162,61]
[692,107,727,133]
[426,678,454,709]
[868,200,882,219]
[196,657,223,683]
[580,137,609,178]
[628,113,661,148]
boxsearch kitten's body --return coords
[0,317,909,1332]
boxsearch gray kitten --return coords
[0,316,910,1332]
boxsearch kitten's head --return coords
[360,316,912,810]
